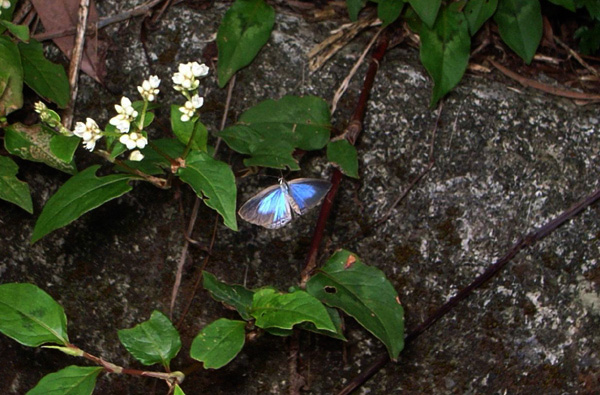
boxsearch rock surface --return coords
[1,1,599,394]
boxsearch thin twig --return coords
[337,187,600,395]
[554,36,599,78]
[62,0,90,129]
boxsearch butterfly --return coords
[238,178,332,229]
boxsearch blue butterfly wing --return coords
[238,184,292,229]
[287,178,332,215]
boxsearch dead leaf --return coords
[31,0,105,83]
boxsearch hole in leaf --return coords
[324,286,337,294]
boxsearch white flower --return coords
[129,150,144,161]
[119,131,148,150]
[109,96,138,133]
[191,62,209,77]
[1,1,11,10]
[137,75,161,102]
[73,118,103,151]
[172,62,208,92]
[178,94,204,122]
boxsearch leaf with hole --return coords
[306,250,404,360]
[217,0,275,87]
[0,283,69,347]
[26,365,103,395]
[190,318,246,369]
[31,165,133,243]
[0,156,33,213]
[118,311,181,367]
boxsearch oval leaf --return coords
[409,0,442,27]
[118,311,181,367]
[327,140,359,179]
[190,318,246,369]
[0,36,23,116]
[170,105,208,152]
[18,39,70,108]
[419,5,471,106]
[0,283,69,347]
[26,366,103,395]
[177,151,238,231]
[251,288,337,333]
[494,0,542,64]
[0,155,33,213]
[464,0,498,35]
[4,123,77,174]
[306,250,405,360]
[31,165,133,243]
[378,0,405,28]
[217,0,275,87]
[203,271,255,321]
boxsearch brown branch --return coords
[337,187,600,395]
[62,0,90,129]
[300,29,391,286]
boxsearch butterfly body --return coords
[238,178,332,229]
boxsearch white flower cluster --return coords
[137,75,160,102]
[172,62,208,122]
[109,97,138,133]
[73,118,103,151]
[0,1,11,17]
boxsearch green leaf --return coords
[547,0,575,12]
[219,95,331,169]
[27,366,103,395]
[464,0,498,35]
[49,134,80,163]
[0,1,16,34]
[298,306,347,340]
[347,0,367,21]
[170,105,208,152]
[0,155,33,213]
[4,123,77,174]
[0,20,30,42]
[419,5,471,106]
[306,250,404,360]
[580,0,600,20]
[0,283,69,347]
[18,40,69,108]
[0,36,23,116]
[177,151,238,231]
[174,384,186,395]
[494,0,542,64]
[408,0,442,27]
[217,0,275,87]
[575,23,600,55]
[190,318,246,369]
[327,140,359,179]
[251,288,337,333]
[378,0,405,28]
[31,166,133,243]
[118,311,181,367]
[116,138,186,175]
[202,271,255,321]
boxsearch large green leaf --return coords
[118,311,181,367]
[190,318,246,369]
[49,133,80,163]
[177,151,238,231]
[419,5,471,106]
[494,0,542,64]
[464,0,498,35]
[27,366,103,395]
[251,288,337,333]
[409,0,442,27]
[4,123,77,174]
[31,166,133,243]
[18,39,69,108]
[203,271,254,321]
[217,0,275,87]
[0,283,69,347]
[0,155,33,213]
[298,306,347,340]
[219,95,331,169]
[547,0,575,12]
[327,139,359,179]
[0,36,23,116]
[306,250,404,360]
[378,0,405,28]
[170,105,207,152]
